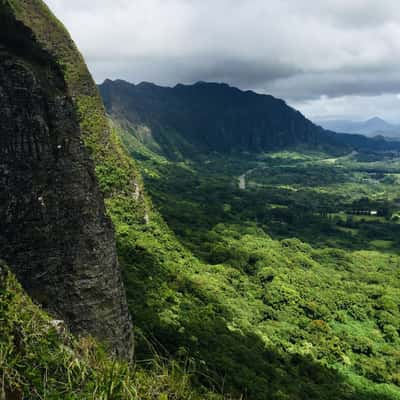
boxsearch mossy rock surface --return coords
[0,0,150,358]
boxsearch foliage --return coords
[115,127,400,399]
[0,262,221,400]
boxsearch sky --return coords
[45,0,400,123]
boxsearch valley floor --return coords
[116,125,400,399]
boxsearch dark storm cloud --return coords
[92,55,300,89]
[266,70,400,101]
[179,57,301,88]
[45,0,400,121]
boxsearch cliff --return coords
[99,80,400,159]
[0,0,138,358]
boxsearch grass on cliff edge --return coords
[0,262,221,400]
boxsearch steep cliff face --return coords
[0,0,134,358]
[99,80,400,159]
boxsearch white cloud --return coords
[292,94,400,124]
[45,0,400,121]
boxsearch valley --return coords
[98,79,400,399]
[122,141,400,254]
[115,117,400,399]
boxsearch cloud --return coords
[265,70,400,100]
[45,0,400,121]
[291,94,400,124]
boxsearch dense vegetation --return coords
[0,262,221,399]
[113,121,400,399]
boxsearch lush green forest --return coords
[113,122,400,399]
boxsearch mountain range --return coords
[99,80,400,159]
[317,117,400,139]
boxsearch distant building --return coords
[349,210,379,216]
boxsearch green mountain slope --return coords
[0,262,220,399]
[113,118,400,399]
[0,1,221,398]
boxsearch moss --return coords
[6,0,149,223]
[7,0,93,95]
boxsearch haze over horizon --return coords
[46,0,400,123]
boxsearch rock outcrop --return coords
[0,0,133,358]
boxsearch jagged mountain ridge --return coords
[99,79,400,158]
[0,0,141,358]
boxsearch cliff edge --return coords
[0,0,135,358]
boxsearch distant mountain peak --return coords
[364,117,391,128]
[318,117,400,139]
[137,81,159,88]
[367,116,386,123]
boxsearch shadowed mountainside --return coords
[99,80,400,159]
[0,0,140,358]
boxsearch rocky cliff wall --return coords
[0,0,133,358]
